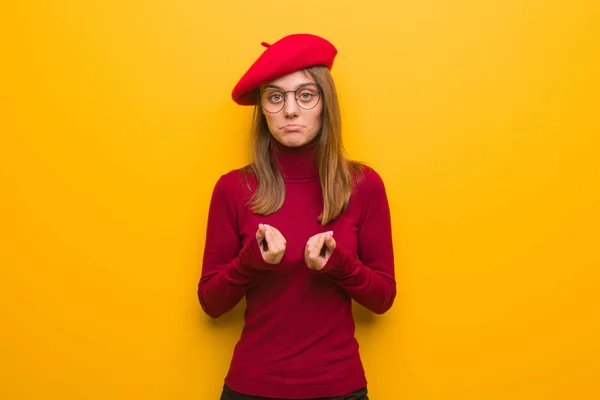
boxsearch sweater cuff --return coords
[239,238,275,271]
[313,245,357,277]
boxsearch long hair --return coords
[242,65,363,226]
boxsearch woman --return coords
[198,33,396,400]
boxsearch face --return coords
[259,70,323,148]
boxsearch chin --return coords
[277,133,307,148]
[284,140,305,147]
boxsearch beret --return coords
[231,33,338,106]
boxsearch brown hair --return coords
[242,65,363,226]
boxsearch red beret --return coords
[231,33,338,106]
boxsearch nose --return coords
[283,92,300,118]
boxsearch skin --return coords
[254,70,335,271]
[304,230,336,271]
[260,70,324,148]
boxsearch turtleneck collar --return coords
[270,137,319,180]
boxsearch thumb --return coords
[325,232,336,248]
[256,224,266,239]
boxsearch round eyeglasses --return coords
[259,83,322,114]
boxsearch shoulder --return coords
[213,168,248,193]
[350,164,391,222]
[212,166,256,197]
[214,168,245,189]
[353,163,387,193]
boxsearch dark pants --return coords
[219,384,369,400]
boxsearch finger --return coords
[319,234,331,257]
[256,224,267,241]
[312,235,326,260]
[265,227,284,255]
[260,225,273,252]
[269,226,287,245]
[324,233,336,250]
[319,243,327,258]
[264,226,273,246]
[271,237,285,254]
[305,237,315,251]
[306,232,329,262]
[306,233,320,249]
[270,228,286,248]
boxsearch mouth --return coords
[281,124,304,132]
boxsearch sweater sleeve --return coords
[197,173,274,318]
[315,168,397,315]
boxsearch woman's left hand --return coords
[304,231,336,271]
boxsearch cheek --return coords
[311,111,323,130]
[263,114,278,133]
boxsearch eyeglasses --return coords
[259,83,322,114]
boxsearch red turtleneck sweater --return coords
[198,139,396,399]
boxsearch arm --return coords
[197,174,272,318]
[315,169,396,314]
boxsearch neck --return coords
[270,137,319,180]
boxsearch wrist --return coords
[239,239,275,271]
[311,245,350,275]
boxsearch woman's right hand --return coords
[256,223,286,264]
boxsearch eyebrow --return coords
[263,82,316,91]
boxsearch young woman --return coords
[198,33,396,400]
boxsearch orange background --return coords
[1,0,599,399]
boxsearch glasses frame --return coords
[258,83,323,114]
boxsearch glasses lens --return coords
[296,84,320,110]
[260,84,321,113]
[260,90,284,113]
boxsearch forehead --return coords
[262,70,315,90]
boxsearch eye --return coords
[270,93,283,102]
[298,90,315,100]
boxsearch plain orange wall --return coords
[1,0,599,399]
